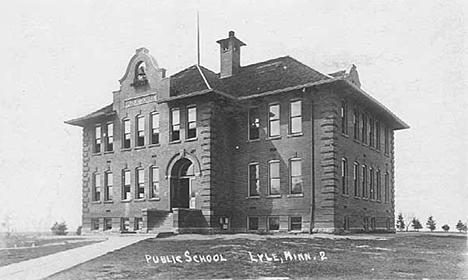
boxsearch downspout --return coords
[310,94,315,234]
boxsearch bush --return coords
[76,226,82,236]
[442,224,450,232]
[51,221,68,235]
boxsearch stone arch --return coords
[165,149,202,179]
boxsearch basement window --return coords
[104,218,112,231]
[121,218,130,232]
[91,219,99,231]
[268,216,280,231]
[248,217,259,231]
[290,217,302,231]
[134,217,143,231]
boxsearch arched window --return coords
[136,61,147,81]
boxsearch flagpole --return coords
[197,11,200,66]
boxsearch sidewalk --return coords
[0,235,152,280]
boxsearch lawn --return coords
[48,233,466,280]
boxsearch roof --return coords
[221,56,330,97]
[169,64,229,97]
[65,104,114,126]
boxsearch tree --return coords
[456,220,467,233]
[426,216,436,232]
[51,221,68,235]
[442,224,450,232]
[411,218,423,231]
[396,213,405,231]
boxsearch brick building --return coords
[66,31,408,234]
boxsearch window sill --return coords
[266,136,281,141]
[104,151,114,155]
[121,148,132,152]
[104,200,114,204]
[246,139,260,143]
[246,196,260,199]
[134,146,146,150]
[353,139,360,144]
[287,133,303,138]
[354,196,361,200]
[91,201,101,204]
[185,137,198,142]
[120,199,132,203]
[287,194,304,198]
[169,140,182,145]
[341,133,349,138]
[91,153,102,157]
[134,198,146,202]
[341,194,350,197]
[149,144,161,148]
[149,197,161,201]
[266,195,281,198]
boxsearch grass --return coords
[0,233,104,267]
[47,232,467,280]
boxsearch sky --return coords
[0,0,466,232]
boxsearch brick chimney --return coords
[216,31,246,78]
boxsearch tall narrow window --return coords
[354,162,359,197]
[93,173,101,201]
[136,115,145,146]
[150,166,160,199]
[369,117,374,147]
[384,126,390,154]
[268,161,280,195]
[122,170,131,200]
[362,113,368,144]
[123,119,131,149]
[268,104,280,137]
[106,122,113,152]
[248,163,260,197]
[290,159,303,194]
[248,107,260,140]
[384,172,390,202]
[94,125,101,153]
[170,108,180,142]
[375,120,381,150]
[150,112,159,145]
[187,106,197,139]
[376,169,381,201]
[353,109,360,140]
[136,168,145,199]
[341,100,348,135]
[341,158,348,195]
[370,167,375,199]
[105,171,113,201]
[290,100,302,134]
[362,165,367,198]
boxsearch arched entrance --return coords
[170,158,196,210]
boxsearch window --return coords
[136,115,145,147]
[94,125,101,153]
[105,122,113,152]
[136,62,147,81]
[268,216,280,231]
[268,104,280,137]
[105,172,113,201]
[363,217,369,231]
[248,107,260,140]
[150,166,160,199]
[386,218,391,230]
[384,126,390,154]
[136,168,145,199]
[354,162,359,197]
[370,217,376,230]
[121,218,130,232]
[248,217,259,231]
[362,113,368,144]
[376,170,381,201]
[341,100,348,135]
[353,109,359,140]
[221,41,229,52]
[122,170,131,200]
[290,217,302,231]
[343,216,350,231]
[268,161,280,195]
[385,172,390,202]
[150,112,160,145]
[369,117,374,147]
[289,100,302,134]
[362,165,367,198]
[134,217,143,231]
[290,159,303,194]
[375,120,381,150]
[104,218,112,231]
[91,219,99,231]
[187,106,197,139]
[370,167,375,200]
[170,108,180,142]
[92,173,101,202]
[122,119,131,149]
[341,158,348,195]
[248,163,260,197]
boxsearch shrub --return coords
[51,221,68,235]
